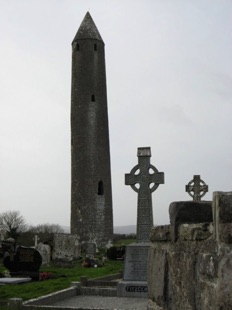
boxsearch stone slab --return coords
[217,192,232,222]
[0,277,31,284]
[147,247,167,306]
[123,243,150,281]
[169,201,212,241]
[218,250,232,309]
[168,251,196,308]
[219,223,232,243]
[117,280,148,298]
[51,295,147,309]
[169,201,212,224]
[213,192,232,243]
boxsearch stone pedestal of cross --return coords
[185,175,208,202]
[125,147,164,242]
[118,147,164,298]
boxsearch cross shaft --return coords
[125,147,164,242]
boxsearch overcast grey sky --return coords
[0,0,231,229]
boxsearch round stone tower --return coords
[70,12,113,246]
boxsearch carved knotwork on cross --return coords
[185,175,208,202]
[125,147,164,243]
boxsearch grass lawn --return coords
[113,239,136,246]
[0,239,135,309]
[0,260,124,303]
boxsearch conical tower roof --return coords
[73,12,103,42]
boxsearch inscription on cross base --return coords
[125,147,164,242]
[185,175,208,202]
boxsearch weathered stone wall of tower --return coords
[147,192,232,310]
[70,13,113,246]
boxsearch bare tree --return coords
[29,223,64,234]
[0,210,27,240]
[26,223,64,244]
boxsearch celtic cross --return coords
[125,147,164,243]
[185,175,208,202]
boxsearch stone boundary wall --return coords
[147,191,232,310]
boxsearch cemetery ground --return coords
[0,259,124,309]
[0,238,134,309]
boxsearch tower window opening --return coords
[98,181,104,195]
[94,44,97,51]
[75,43,80,51]
[91,94,95,102]
[71,138,74,146]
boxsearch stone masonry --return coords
[70,12,113,247]
[147,191,232,310]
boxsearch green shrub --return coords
[106,246,118,260]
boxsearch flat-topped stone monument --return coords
[117,147,164,298]
[52,233,80,266]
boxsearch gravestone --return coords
[37,242,51,266]
[2,242,42,279]
[34,235,40,247]
[105,239,113,249]
[85,242,96,258]
[117,147,164,298]
[52,233,80,266]
[186,175,208,202]
[125,147,164,242]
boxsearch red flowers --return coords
[39,272,52,281]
